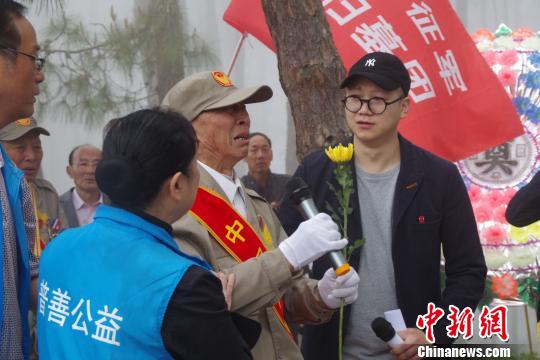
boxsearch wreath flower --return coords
[492,273,518,299]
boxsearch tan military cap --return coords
[161,70,273,121]
[0,117,50,141]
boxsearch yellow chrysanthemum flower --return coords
[325,143,354,164]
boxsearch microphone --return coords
[286,177,350,276]
[371,317,404,348]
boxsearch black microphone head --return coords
[371,317,396,342]
[286,177,312,205]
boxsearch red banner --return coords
[223,0,523,162]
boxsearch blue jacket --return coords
[0,144,33,359]
[37,205,210,359]
[278,135,487,360]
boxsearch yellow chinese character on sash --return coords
[225,220,246,244]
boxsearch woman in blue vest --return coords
[37,109,257,359]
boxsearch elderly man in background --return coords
[0,117,66,253]
[241,132,291,209]
[0,0,45,358]
[161,70,360,360]
[60,144,106,227]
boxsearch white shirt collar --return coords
[72,188,103,210]
[0,151,4,168]
[198,161,245,204]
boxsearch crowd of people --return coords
[12,0,540,359]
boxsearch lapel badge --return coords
[405,182,418,189]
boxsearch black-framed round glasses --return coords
[342,95,404,115]
[0,46,45,71]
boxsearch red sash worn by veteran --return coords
[190,186,293,338]
[172,165,333,360]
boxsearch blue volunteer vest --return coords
[37,205,210,359]
[0,145,32,359]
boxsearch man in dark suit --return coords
[505,170,540,318]
[60,144,107,227]
[279,52,487,359]
[506,170,540,227]
[241,132,291,210]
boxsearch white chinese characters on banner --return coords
[320,1,470,104]
[322,0,372,26]
[434,50,468,95]
[39,280,124,347]
[405,60,436,102]
[406,2,445,45]
[351,15,408,54]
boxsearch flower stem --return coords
[343,203,348,243]
[338,164,349,360]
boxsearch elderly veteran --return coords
[0,117,66,252]
[161,71,360,360]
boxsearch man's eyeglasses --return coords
[342,95,404,115]
[0,46,45,71]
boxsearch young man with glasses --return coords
[0,1,45,358]
[279,52,486,360]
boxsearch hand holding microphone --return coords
[372,318,429,360]
[371,317,404,348]
[284,177,351,275]
[279,213,347,271]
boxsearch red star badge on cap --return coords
[212,71,233,87]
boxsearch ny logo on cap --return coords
[365,58,376,67]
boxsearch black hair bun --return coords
[95,157,141,204]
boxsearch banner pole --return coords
[227,32,248,77]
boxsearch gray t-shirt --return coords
[344,164,400,360]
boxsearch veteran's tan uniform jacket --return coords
[173,165,333,360]
[31,178,67,246]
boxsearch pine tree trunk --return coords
[261,0,350,161]
[134,0,185,104]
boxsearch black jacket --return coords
[505,170,540,227]
[278,135,487,360]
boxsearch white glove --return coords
[279,213,347,271]
[318,267,360,309]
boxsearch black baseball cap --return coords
[340,52,411,95]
